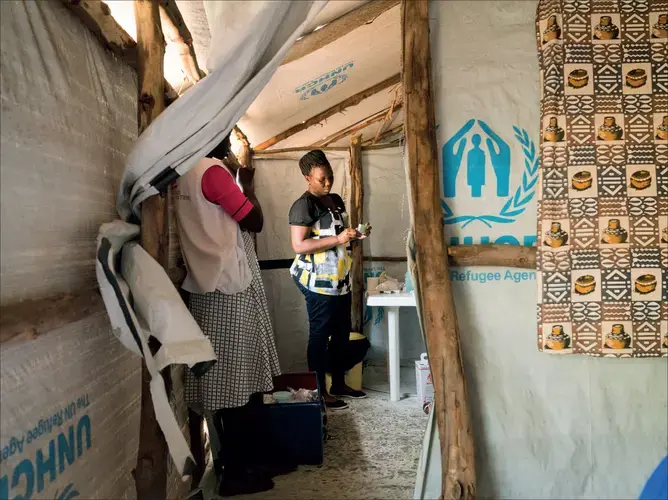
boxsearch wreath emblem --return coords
[441,126,539,228]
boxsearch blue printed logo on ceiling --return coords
[295,62,354,101]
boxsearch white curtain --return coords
[96,0,327,480]
[118,0,327,219]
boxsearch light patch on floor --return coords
[202,381,428,500]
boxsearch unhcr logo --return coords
[441,119,539,230]
[295,62,354,101]
[440,119,539,255]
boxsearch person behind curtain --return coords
[173,133,281,496]
[288,150,372,411]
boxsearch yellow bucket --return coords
[325,332,365,393]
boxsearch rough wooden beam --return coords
[349,135,364,333]
[313,102,403,147]
[364,245,537,269]
[363,124,403,146]
[159,0,205,83]
[134,1,169,498]
[253,146,350,156]
[254,74,400,151]
[448,244,536,269]
[0,292,105,346]
[60,0,138,67]
[371,87,400,145]
[402,1,476,498]
[234,126,252,167]
[282,0,400,66]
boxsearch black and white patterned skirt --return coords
[185,232,281,410]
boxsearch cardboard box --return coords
[415,353,434,406]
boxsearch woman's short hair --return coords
[299,150,331,176]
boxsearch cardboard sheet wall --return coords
[253,147,423,372]
[421,1,668,498]
[0,2,143,498]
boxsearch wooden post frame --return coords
[401,1,476,499]
[349,135,364,334]
[134,1,169,498]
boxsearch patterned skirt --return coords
[185,231,281,411]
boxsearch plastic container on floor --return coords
[325,332,366,393]
[250,372,325,467]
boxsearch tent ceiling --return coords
[238,3,401,148]
[107,0,401,150]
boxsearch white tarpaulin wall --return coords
[253,148,422,371]
[419,2,668,498]
[0,2,141,498]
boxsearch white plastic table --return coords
[366,291,417,402]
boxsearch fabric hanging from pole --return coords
[94,0,327,479]
[535,0,667,357]
[117,0,327,220]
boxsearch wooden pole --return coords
[281,0,400,66]
[401,1,476,499]
[134,1,169,498]
[159,0,205,84]
[313,102,403,147]
[349,135,364,333]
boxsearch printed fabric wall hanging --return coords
[535,0,667,357]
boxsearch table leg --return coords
[387,306,400,402]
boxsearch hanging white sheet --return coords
[95,0,327,480]
[117,0,327,220]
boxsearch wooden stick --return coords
[364,246,537,269]
[371,86,400,145]
[159,0,205,84]
[234,126,252,168]
[313,102,403,147]
[401,1,476,498]
[0,292,105,346]
[363,124,403,146]
[349,136,364,333]
[134,1,169,498]
[253,74,401,151]
[253,146,350,155]
[60,0,137,68]
[281,0,400,66]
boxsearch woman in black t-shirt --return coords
[288,150,371,410]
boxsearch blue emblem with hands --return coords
[441,119,538,228]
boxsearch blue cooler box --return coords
[250,372,325,466]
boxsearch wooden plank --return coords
[313,102,403,147]
[159,0,205,84]
[281,0,400,66]
[401,1,476,499]
[60,0,137,68]
[363,124,403,146]
[134,1,169,498]
[448,244,536,269]
[253,74,401,151]
[349,135,364,333]
[364,246,537,269]
[371,87,400,145]
[0,292,105,346]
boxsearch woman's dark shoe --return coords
[325,399,349,411]
[218,469,274,497]
[330,386,368,399]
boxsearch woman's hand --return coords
[337,228,358,245]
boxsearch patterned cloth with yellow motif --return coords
[536,0,667,357]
